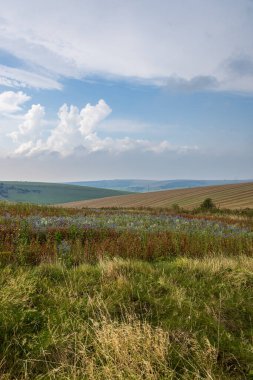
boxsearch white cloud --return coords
[4,99,197,157]
[42,99,112,155]
[0,65,62,90]
[0,90,30,113]
[0,0,253,92]
[9,104,45,142]
[79,100,112,136]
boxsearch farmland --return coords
[69,179,252,192]
[0,201,253,379]
[0,181,129,205]
[61,182,253,210]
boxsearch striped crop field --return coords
[60,182,253,209]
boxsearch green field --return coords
[62,182,253,210]
[0,201,253,379]
[0,181,129,205]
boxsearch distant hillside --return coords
[68,179,252,193]
[0,181,129,205]
[61,182,253,210]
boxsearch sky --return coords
[0,0,252,182]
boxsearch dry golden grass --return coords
[60,182,253,210]
[1,256,253,379]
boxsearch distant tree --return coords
[200,198,216,210]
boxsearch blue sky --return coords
[0,0,252,181]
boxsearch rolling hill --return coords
[61,182,253,210]
[0,181,129,205]
[68,179,252,192]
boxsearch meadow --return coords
[0,182,129,205]
[0,201,253,379]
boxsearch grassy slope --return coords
[61,182,253,209]
[0,181,129,204]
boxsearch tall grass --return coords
[0,257,253,379]
[0,202,252,379]
[0,202,252,266]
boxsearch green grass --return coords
[0,202,253,379]
[0,181,129,205]
[0,257,253,379]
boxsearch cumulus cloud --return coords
[79,100,112,136]
[40,99,112,156]
[0,90,30,113]
[9,104,45,142]
[5,99,197,157]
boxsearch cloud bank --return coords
[0,0,253,92]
